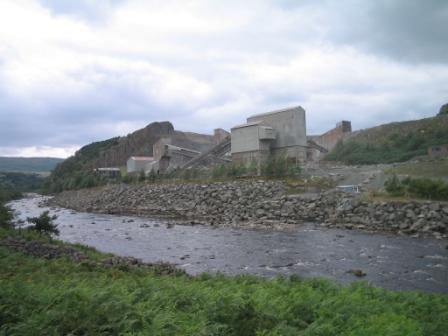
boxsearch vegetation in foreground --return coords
[0,228,447,336]
[0,184,22,229]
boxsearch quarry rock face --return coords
[87,121,216,169]
[51,181,448,238]
[96,121,175,167]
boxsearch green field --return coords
[1,229,447,336]
[387,159,448,179]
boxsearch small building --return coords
[93,167,121,178]
[127,156,154,173]
[428,144,448,159]
[231,106,307,166]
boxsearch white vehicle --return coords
[336,185,360,193]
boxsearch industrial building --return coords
[127,156,154,173]
[231,106,307,166]
[146,137,202,173]
[125,128,231,174]
[124,105,353,175]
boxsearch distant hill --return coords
[326,115,448,164]
[45,121,216,192]
[0,171,45,191]
[0,157,64,173]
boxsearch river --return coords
[8,194,448,293]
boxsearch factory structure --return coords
[125,106,352,174]
[231,106,307,166]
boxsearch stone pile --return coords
[51,180,448,238]
[1,236,88,261]
[0,237,186,275]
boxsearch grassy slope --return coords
[1,232,447,336]
[387,158,448,179]
[326,115,448,164]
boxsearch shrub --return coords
[261,157,300,178]
[0,204,13,229]
[384,174,405,196]
[212,165,227,179]
[138,170,146,182]
[27,211,59,236]
[384,176,448,200]
[147,169,157,183]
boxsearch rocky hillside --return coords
[326,114,448,164]
[45,121,215,192]
[51,180,448,239]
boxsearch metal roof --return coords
[248,105,304,120]
[129,156,154,161]
[230,120,264,130]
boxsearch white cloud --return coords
[0,146,79,158]
[0,0,447,157]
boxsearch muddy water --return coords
[8,194,448,293]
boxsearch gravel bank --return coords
[50,181,448,239]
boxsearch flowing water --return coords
[8,194,448,293]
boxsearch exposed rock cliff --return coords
[46,121,216,191]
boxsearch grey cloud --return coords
[1,0,447,157]
[0,71,194,148]
[329,0,448,64]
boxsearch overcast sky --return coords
[0,0,447,158]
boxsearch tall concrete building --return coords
[231,106,307,166]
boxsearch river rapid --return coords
[8,194,448,294]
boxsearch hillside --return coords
[0,157,64,173]
[0,172,44,192]
[326,115,448,164]
[45,121,216,192]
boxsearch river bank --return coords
[9,194,448,293]
[1,226,447,335]
[50,180,448,239]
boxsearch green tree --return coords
[138,170,146,182]
[384,174,404,196]
[212,165,226,179]
[438,103,448,115]
[0,204,13,229]
[27,211,59,236]
[147,169,157,183]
